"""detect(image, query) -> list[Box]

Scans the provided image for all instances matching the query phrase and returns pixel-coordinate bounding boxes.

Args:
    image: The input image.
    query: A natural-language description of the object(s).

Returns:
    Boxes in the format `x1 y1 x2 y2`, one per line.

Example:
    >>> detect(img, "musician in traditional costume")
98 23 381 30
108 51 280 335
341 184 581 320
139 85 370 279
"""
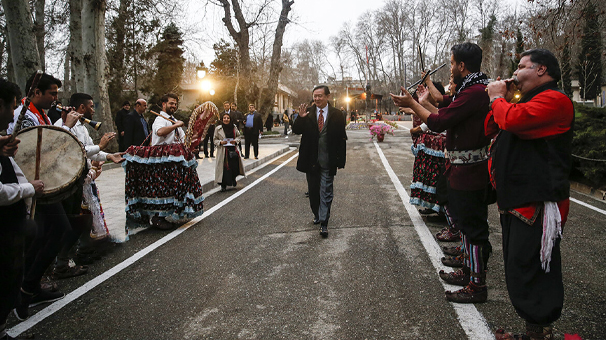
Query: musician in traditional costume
7 72 78 320
123 93 204 231
52 93 124 276
0 78 45 339
488 49 573 340
391 43 492 303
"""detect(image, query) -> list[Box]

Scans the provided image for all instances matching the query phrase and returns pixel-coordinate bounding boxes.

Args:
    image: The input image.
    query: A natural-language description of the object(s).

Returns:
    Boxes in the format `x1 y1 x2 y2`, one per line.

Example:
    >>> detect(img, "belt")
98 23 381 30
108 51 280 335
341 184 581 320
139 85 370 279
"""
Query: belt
445 146 489 165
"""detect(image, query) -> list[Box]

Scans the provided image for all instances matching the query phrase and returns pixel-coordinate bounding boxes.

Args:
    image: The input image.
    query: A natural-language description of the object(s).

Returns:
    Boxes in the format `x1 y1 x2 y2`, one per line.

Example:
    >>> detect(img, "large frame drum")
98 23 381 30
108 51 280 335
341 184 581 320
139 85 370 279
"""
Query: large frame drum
13 125 86 204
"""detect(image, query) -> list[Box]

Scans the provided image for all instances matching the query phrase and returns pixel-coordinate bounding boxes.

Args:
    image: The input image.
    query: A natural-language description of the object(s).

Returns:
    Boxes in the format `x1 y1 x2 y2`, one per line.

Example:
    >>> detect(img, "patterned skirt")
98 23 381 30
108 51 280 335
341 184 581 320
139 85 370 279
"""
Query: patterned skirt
410 132 446 212
123 143 204 220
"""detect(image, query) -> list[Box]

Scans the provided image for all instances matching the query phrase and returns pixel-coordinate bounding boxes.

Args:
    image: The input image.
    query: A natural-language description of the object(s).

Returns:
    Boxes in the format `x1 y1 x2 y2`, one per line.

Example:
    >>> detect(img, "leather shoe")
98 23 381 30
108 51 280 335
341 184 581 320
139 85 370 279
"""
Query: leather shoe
445 282 487 303
441 255 464 267
319 224 328 238
313 218 321 225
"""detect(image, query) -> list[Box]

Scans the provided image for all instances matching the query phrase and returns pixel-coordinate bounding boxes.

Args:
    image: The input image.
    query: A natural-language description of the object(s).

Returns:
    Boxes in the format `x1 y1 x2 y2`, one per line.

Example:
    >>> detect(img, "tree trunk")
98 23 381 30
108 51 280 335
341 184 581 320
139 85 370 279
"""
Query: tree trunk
34 0 46 71
258 0 293 121
63 44 72 101
81 0 117 150
70 0 84 93
1 0 41 94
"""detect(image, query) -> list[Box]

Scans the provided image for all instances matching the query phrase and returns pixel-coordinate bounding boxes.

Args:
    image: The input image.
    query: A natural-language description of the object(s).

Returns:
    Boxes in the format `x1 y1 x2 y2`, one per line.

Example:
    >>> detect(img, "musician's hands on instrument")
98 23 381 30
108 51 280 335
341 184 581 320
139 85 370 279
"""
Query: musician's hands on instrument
390 87 415 108
106 152 125 164
399 107 415 115
486 76 515 102
30 180 45 196
298 103 309 118
65 110 81 128
0 135 19 157
98 132 116 150
410 126 423 137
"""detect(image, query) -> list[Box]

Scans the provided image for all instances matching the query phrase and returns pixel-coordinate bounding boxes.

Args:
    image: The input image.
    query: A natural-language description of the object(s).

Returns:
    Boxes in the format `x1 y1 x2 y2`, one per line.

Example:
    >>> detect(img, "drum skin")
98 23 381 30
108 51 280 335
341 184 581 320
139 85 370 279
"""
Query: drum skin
13 125 86 204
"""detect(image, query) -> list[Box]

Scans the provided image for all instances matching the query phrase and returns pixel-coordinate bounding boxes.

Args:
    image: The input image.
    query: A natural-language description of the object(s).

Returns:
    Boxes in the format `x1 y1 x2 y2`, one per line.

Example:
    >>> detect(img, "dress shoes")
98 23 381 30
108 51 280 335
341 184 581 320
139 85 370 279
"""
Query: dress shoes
319 224 328 238
313 218 321 225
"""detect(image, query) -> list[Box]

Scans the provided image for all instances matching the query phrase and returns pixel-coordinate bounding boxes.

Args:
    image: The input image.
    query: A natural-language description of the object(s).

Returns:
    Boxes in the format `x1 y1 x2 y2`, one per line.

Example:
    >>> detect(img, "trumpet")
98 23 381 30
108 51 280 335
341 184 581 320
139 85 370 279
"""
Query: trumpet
52 104 103 130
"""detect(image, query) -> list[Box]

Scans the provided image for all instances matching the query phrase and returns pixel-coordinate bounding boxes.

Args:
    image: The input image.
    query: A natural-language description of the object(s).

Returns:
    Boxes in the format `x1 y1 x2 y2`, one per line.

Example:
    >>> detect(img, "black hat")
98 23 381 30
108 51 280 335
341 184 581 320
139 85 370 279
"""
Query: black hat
122 101 131 106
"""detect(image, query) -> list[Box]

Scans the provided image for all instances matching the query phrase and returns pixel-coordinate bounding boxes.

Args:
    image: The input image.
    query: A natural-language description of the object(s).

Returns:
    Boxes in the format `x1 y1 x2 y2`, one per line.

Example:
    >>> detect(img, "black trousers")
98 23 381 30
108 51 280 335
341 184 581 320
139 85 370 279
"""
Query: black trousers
447 184 490 244
501 212 563 325
244 129 259 158
23 202 71 293
203 130 215 157
0 219 25 329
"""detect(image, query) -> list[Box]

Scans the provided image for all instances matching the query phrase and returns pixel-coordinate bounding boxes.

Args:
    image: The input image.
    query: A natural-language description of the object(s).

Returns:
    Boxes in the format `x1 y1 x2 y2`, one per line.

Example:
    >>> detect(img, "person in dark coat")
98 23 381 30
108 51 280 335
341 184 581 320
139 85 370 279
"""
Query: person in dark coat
243 103 263 159
115 101 131 151
292 85 347 238
123 99 150 148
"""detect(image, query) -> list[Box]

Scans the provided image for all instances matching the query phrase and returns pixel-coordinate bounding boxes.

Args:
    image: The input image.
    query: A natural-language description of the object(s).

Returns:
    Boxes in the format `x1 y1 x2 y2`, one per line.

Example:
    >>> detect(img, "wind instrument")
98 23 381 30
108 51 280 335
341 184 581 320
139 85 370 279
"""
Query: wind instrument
53 104 103 130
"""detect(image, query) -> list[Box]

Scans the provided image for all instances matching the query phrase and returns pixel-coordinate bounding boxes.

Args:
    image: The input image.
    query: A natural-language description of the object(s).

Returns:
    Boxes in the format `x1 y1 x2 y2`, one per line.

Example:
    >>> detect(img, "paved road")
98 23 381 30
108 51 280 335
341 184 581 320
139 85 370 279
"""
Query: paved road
7 123 605 339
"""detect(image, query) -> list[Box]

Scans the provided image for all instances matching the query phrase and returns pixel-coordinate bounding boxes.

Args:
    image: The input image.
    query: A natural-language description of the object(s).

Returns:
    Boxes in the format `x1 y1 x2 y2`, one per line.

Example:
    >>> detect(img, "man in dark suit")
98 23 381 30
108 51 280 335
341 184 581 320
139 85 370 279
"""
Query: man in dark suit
243 103 263 159
123 99 150 148
230 102 244 152
115 101 131 151
292 85 347 237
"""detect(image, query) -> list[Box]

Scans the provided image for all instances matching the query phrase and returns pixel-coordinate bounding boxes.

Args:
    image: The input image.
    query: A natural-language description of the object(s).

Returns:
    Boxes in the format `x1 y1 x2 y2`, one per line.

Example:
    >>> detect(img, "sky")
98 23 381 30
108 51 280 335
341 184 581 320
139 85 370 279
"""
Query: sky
181 0 389 67
181 0 522 75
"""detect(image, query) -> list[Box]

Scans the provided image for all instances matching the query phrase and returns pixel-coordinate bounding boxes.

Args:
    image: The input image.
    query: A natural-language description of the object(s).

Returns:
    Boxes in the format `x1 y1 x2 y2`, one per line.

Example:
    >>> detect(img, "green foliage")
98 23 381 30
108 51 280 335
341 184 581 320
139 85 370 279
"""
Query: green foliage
209 39 238 106
479 15 496 42
151 23 185 102
576 1 603 100
572 104 606 187
561 37 572 98
509 29 525 76
106 0 164 113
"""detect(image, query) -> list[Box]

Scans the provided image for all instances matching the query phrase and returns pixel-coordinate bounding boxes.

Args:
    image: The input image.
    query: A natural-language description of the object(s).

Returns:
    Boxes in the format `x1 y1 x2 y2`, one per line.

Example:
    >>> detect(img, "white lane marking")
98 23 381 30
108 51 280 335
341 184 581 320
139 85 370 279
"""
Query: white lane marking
8 152 299 337
373 141 493 339
570 197 606 216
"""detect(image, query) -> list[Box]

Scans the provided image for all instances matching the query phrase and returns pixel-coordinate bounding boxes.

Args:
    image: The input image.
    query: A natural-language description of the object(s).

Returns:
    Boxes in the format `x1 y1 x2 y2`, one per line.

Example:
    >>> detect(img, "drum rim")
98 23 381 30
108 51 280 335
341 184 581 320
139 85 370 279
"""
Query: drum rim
15 125 87 197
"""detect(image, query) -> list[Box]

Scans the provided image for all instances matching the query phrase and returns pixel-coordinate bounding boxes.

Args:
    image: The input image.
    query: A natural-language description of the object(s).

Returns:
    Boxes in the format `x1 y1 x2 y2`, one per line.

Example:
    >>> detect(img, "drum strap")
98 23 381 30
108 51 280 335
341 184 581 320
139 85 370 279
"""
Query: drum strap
21 98 51 125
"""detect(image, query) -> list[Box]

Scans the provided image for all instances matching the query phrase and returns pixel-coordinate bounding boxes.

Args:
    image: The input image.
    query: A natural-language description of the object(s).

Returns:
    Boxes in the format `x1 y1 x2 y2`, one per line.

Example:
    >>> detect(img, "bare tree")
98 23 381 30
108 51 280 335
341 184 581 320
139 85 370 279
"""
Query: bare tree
1 0 41 93
81 0 116 149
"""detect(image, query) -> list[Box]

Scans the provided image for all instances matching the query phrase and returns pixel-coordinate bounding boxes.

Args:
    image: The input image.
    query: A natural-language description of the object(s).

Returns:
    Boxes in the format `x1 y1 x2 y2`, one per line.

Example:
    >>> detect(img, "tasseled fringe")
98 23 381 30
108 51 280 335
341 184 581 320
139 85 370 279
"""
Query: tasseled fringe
541 201 562 273
83 181 107 239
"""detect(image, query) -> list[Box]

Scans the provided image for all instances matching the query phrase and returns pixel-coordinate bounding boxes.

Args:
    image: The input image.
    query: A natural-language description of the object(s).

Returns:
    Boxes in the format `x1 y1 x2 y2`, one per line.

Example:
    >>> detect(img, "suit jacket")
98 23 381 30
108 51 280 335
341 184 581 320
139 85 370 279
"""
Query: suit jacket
292 105 347 176
229 110 244 130
123 111 150 148
244 111 263 135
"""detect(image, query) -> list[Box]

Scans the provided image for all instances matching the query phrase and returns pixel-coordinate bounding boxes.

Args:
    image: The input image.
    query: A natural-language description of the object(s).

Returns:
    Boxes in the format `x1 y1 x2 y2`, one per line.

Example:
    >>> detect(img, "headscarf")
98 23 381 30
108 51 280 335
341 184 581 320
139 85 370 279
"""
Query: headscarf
221 113 235 139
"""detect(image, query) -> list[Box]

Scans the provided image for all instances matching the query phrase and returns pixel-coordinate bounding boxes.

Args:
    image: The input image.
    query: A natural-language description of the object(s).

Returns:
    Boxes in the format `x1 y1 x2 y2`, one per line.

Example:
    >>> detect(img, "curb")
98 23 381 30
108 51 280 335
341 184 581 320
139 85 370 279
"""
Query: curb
571 181 606 202
199 146 293 193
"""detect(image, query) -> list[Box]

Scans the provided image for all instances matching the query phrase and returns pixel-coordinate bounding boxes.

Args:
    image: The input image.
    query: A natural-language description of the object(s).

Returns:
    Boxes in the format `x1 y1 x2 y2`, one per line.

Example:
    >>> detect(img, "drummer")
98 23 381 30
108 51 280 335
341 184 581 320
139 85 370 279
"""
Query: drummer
52 93 125 278
0 78 45 339
8 71 81 321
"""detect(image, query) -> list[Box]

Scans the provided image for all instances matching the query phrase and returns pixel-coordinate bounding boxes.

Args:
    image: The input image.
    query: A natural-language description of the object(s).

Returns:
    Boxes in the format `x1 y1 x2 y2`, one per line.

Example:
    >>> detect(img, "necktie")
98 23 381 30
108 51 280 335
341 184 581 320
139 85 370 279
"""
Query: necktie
318 109 324 131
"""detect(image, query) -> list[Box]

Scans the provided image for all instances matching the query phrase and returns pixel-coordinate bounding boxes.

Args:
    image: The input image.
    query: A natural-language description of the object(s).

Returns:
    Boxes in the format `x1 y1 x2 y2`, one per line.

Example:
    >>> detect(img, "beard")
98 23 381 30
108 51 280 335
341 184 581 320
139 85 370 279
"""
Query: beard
452 70 463 87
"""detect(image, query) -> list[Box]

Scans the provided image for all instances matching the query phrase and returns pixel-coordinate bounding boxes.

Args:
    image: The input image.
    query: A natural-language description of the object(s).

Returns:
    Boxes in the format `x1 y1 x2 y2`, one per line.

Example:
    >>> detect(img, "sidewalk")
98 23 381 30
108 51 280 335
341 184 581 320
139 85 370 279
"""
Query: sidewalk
95 143 293 242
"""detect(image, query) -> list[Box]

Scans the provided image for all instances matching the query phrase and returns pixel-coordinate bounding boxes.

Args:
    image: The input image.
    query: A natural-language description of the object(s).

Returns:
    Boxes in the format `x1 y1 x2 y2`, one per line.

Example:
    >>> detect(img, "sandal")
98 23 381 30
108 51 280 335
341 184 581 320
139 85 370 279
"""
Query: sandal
443 245 463 256
436 228 461 242
495 328 529 340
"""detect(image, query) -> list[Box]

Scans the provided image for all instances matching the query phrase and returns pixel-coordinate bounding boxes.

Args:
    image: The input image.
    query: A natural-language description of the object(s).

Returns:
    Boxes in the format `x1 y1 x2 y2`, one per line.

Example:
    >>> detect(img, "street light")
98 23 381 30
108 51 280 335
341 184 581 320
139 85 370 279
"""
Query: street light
209 89 215 96
196 68 206 80
200 80 212 92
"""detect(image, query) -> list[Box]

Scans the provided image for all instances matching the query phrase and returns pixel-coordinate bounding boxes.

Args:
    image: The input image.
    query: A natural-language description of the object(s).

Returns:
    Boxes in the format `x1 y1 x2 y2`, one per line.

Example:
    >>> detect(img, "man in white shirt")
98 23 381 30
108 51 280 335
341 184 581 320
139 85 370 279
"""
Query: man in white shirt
52 93 124 279
0 78 44 336
54 93 124 164
151 93 184 146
